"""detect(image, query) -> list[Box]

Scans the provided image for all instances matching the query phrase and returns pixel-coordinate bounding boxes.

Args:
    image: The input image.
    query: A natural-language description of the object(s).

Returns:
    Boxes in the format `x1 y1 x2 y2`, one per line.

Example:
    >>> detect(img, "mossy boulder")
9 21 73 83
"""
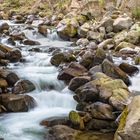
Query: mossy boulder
134 55 140 65
115 95 140 140
57 18 78 40
69 110 84 130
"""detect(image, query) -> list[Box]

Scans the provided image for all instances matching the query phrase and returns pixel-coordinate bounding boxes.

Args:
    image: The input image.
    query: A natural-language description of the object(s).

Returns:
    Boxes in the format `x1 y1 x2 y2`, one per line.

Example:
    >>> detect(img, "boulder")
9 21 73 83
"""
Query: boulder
98 39 115 50
58 62 87 81
40 116 69 127
0 78 8 88
23 39 40 45
78 22 91 38
46 125 77 140
87 31 104 43
119 62 139 76
115 96 140 140
6 49 22 62
79 50 94 69
0 44 12 53
38 24 48 36
0 94 36 112
113 16 133 32
93 48 107 66
68 76 91 91
74 81 99 103
0 22 9 33
115 42 136 51
89 65 102 77
101 59 131 85
50 52 76 66
109 88 130 111
12 80 36 94
97 17 114 33
134 55 140 65
57 18 78 40
126 30 140 45
0 69 19 86
114 30 128 45
76 38 89 47
86 102 115 120
86 118 116 130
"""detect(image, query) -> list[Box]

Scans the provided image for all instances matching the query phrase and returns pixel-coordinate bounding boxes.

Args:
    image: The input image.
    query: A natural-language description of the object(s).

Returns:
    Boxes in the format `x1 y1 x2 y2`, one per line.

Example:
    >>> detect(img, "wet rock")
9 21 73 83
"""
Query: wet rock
50 52 76 66
0 69 19 86
115 41 136 51
0 44 12 53
86 118 116 130
12 80 36 94
0 50 5 59
23 39 41 45
115 96 140 140
40 116 69 127
38 24 48 36
0 22 9 33
119 62 139 76
68 76 91 91
14 15 26 23
98 39 115 50
58 62 87 81
6 49 22 62
113 16 133 32
86 102 115 120
0 94 36 112
0 78 8 88
46 125 77 140
57 18 78 40
101 59 131 85
75 81 99 103
76 102 87 111
10 32 26 41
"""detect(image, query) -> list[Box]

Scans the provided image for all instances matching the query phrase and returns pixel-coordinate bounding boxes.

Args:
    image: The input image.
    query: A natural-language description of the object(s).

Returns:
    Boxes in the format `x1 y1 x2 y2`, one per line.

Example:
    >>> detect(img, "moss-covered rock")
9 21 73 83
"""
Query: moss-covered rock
69 110 84 130
57 18 78 40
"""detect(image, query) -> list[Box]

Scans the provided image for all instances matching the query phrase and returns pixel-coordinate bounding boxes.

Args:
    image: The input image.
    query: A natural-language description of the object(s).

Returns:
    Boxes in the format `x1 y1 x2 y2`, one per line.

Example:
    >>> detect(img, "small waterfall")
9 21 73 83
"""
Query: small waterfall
0 21 77 140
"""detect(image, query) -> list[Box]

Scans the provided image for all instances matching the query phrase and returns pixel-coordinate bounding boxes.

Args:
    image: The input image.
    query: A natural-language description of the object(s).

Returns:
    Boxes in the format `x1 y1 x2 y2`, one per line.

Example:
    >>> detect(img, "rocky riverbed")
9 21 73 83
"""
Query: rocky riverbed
0 4 140 140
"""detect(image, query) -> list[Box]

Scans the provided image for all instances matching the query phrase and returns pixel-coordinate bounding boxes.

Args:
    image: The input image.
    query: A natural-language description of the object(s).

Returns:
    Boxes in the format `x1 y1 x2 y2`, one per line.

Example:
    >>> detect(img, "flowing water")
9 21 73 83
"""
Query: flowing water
0 20 140 140
0 20 77 140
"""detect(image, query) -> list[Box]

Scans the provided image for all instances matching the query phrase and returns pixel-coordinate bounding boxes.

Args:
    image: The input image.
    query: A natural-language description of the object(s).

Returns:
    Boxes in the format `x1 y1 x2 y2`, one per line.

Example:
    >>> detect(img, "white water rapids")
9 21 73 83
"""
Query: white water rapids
0 21 77 140
0 20 140 140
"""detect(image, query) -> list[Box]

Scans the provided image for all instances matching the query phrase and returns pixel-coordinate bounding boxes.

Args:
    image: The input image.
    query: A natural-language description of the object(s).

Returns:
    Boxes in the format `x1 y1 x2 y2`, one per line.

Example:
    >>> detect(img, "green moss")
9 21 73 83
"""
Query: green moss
134 56 140 65
132 7 140 19
114 107 128 140
69 111 84 130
